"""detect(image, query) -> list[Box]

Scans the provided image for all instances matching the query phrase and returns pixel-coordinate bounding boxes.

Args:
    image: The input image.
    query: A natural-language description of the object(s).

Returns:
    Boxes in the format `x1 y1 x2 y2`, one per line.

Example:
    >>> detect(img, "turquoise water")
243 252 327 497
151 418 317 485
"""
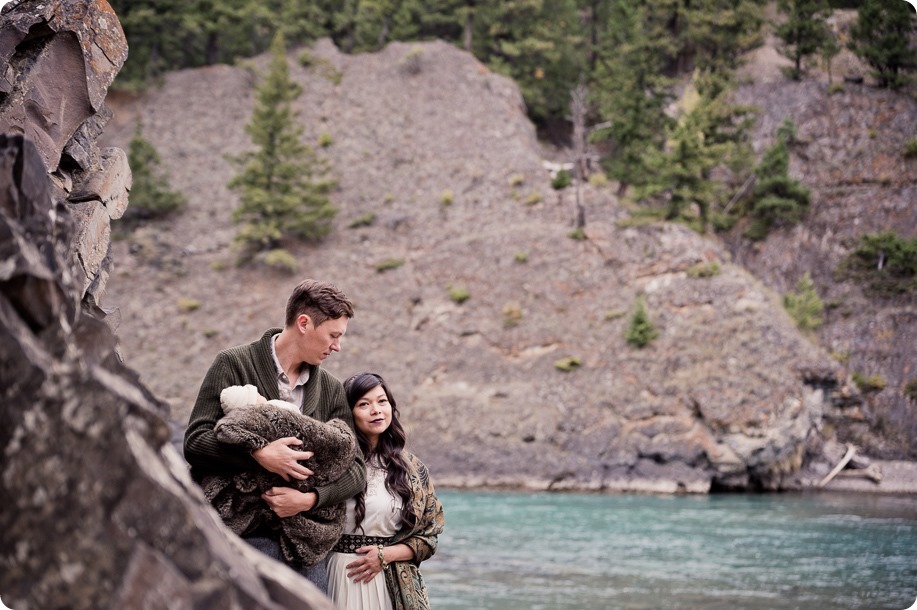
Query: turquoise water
423 490 917 610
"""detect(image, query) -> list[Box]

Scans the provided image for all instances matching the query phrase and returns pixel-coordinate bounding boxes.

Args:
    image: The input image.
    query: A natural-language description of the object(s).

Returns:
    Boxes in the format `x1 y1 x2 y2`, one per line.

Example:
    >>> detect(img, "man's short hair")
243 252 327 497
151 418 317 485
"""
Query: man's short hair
285 279 354 328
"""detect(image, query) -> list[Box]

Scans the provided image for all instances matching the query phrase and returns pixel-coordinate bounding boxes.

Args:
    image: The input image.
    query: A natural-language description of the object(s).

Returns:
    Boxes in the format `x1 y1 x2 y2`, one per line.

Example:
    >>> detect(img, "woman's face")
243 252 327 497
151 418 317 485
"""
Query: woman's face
352 384 392 446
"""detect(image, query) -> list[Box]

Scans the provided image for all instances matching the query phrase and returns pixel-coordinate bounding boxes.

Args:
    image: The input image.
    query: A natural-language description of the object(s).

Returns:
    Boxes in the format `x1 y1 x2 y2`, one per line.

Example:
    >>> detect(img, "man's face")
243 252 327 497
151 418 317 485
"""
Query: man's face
299 315 349 365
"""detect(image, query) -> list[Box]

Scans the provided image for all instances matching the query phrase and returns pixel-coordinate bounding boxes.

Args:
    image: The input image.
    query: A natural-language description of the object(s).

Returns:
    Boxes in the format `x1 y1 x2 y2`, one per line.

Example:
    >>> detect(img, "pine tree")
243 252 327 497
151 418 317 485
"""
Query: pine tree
626 297 659 348
591 0 675 195
111 0 198 86
848 0 917 89
473 0 584 122
125 124 186 221
684 0 766 73
416 0 473 48
636 70 754 228
228 32 336 258
775 0 833 80
352 0 407 50
745 118 809 240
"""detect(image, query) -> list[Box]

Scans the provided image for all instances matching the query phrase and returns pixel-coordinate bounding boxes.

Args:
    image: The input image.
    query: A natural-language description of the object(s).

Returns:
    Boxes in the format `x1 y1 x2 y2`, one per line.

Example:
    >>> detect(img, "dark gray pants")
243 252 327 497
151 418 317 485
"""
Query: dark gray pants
244 535 329 594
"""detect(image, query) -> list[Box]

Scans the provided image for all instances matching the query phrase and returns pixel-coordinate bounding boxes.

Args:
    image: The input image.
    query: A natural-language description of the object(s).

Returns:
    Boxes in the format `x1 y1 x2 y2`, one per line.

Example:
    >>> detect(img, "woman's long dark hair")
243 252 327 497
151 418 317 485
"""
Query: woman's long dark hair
343 372 416 534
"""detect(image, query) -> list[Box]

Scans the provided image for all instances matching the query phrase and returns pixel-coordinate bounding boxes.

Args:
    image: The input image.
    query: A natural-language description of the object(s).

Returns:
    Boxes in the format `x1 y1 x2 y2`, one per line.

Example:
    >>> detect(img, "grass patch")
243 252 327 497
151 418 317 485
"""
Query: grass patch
348 212 376 228
588 172 609 187
376 258 405 273
177 297 201 313
687 262 721 278
260 248 299 273
567 228 587 241
852 372 887 393
502 303 523 328
904 139 917 159
905 378 917 401
448 285 470 304
554 356 582 372
604 309 627 321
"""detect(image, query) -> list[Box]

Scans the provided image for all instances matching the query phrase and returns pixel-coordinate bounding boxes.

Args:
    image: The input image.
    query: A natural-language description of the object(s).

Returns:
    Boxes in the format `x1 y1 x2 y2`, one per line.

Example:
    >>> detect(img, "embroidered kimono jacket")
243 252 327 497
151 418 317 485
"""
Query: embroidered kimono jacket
383 452 445 610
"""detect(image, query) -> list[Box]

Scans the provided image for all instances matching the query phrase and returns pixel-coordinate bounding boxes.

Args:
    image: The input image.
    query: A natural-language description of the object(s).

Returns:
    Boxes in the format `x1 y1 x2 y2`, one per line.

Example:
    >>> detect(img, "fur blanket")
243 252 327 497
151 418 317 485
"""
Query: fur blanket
201 394 356 568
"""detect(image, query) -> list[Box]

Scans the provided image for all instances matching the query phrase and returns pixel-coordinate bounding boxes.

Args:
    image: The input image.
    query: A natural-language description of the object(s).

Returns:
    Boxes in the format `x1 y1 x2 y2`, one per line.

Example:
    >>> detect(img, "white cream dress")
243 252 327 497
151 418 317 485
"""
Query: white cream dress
328 461 403 610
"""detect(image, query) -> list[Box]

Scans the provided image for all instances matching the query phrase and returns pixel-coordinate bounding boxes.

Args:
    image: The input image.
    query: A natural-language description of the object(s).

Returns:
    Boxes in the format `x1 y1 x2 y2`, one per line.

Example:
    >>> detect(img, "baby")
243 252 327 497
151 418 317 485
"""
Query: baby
200 384 356 568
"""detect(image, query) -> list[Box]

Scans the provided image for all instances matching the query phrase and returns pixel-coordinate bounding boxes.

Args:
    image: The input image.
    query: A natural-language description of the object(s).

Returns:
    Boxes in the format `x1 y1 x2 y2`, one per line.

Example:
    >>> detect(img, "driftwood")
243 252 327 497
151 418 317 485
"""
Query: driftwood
835 463 883 483
818 444 856 487
818 444 883 487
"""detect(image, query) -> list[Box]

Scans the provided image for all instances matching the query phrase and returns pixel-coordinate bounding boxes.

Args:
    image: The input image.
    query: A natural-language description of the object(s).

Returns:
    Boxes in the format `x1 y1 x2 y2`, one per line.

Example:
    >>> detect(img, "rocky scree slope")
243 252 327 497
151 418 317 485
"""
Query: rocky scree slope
102 39 879 493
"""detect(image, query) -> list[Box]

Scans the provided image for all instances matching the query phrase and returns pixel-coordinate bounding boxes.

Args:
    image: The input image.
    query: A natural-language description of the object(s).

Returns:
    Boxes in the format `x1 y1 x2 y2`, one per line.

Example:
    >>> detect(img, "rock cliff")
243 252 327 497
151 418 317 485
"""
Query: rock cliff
0 1 333 608
98 39 885 494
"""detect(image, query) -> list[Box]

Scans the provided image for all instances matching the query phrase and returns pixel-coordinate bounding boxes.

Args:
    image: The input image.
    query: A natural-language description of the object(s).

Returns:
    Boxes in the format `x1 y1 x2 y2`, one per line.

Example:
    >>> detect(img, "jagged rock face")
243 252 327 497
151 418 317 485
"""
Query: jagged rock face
0 0 131 306
730 81 917 459
0 2 333 609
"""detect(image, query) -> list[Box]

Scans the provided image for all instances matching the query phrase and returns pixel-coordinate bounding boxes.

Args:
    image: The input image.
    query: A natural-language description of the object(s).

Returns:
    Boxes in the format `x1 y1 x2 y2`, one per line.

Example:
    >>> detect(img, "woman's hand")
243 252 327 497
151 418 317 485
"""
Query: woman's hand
346 546 385 583
261 487 316 518
345 543 415 583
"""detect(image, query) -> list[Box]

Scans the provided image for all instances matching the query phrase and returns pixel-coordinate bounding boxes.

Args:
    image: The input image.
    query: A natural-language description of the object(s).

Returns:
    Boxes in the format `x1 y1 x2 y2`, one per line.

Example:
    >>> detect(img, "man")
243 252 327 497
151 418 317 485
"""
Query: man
184 279 365 592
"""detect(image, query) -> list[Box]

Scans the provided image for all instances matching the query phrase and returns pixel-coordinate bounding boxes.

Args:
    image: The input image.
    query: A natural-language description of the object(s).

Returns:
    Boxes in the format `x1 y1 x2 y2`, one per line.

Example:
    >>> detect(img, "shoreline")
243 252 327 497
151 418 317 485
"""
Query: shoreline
434 458 917 496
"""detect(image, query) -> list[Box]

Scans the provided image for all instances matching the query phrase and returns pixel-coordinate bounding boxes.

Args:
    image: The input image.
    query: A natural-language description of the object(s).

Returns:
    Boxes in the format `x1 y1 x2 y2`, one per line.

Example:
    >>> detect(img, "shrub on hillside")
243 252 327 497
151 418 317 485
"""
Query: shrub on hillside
745 119 810 240
552 169 571 190
783 273 824 332
852 372 887 393
124 124 186 222
626 297 658 348
835 232 917 297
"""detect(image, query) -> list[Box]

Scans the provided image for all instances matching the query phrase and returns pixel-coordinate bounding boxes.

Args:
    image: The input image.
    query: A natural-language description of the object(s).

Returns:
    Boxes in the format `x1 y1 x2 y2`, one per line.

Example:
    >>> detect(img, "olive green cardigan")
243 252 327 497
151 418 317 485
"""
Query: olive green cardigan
184 328 365 510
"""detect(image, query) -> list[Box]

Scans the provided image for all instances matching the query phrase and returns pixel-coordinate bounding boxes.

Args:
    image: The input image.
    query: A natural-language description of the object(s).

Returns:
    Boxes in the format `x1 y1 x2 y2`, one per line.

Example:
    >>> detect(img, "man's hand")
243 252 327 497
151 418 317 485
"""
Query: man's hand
251 437 314 481
262 487 317 518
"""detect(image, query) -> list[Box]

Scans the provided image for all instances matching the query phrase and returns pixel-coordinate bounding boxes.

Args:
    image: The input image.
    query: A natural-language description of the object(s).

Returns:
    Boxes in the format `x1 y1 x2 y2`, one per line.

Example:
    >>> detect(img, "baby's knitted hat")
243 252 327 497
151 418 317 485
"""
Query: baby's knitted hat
220 384 260 413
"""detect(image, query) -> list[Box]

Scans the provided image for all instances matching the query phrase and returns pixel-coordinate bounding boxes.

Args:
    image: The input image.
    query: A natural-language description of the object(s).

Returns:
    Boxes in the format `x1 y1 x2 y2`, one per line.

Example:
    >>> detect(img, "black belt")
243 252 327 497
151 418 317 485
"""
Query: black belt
332 534 394 554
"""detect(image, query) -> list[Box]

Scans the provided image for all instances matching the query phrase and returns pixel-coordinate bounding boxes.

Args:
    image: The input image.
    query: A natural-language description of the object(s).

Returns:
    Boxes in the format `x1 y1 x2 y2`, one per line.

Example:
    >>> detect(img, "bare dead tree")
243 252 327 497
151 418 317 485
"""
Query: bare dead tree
571 81 588 230
464 1 476 52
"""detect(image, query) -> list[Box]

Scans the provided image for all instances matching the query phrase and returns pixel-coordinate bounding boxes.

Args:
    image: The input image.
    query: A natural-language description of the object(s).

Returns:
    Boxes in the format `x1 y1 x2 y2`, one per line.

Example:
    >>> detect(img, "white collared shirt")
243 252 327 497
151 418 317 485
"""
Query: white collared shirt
270 333 309 407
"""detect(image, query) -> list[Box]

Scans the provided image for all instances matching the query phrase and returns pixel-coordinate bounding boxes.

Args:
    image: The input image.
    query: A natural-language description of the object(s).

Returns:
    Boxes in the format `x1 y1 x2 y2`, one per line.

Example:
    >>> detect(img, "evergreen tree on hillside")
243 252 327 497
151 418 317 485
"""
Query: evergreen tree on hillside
684 0 766 73
349 0 422 51
775 0 833 80
745 118 810 240
591 0 675 195
110 0 197 86
473 0 584 122
125 124 187 221
228 33 336 258
650 0 764 74
638 70 754 228
400 0 472 48
275 0 337 45
848 0 917 89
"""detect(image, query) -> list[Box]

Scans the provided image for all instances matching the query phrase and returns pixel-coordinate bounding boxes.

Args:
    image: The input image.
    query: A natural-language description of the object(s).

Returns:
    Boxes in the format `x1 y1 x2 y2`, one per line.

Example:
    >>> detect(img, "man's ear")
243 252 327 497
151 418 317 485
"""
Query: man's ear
297 314 312 333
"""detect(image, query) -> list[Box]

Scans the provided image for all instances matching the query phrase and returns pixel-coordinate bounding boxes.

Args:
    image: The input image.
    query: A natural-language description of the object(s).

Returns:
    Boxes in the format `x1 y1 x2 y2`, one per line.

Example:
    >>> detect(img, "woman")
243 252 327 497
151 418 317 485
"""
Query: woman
328 372 445 610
